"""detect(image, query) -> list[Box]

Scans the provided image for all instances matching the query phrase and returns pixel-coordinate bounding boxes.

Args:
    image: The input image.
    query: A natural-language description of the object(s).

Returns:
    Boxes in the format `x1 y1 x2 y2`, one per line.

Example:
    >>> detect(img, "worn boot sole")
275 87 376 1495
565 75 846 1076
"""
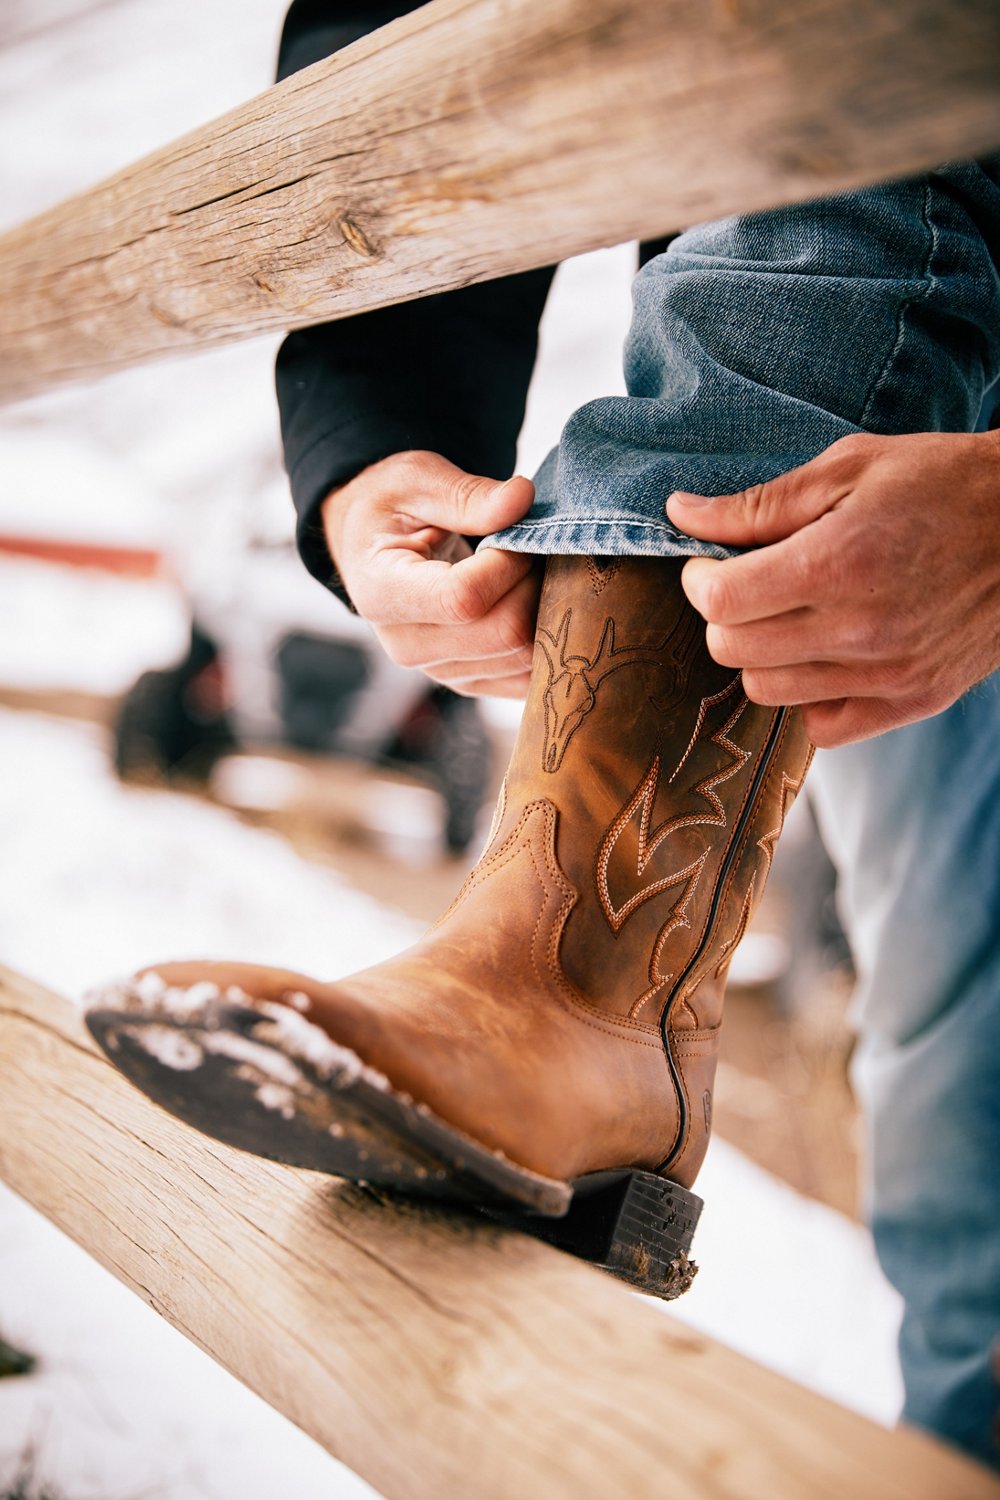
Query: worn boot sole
86 986 701 1300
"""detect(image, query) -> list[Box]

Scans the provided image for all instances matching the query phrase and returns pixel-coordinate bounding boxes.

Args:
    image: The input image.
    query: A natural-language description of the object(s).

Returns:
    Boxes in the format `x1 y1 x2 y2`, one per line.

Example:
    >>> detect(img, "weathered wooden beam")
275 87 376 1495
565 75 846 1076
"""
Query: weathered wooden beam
2 0 999 404
1 967 998 1499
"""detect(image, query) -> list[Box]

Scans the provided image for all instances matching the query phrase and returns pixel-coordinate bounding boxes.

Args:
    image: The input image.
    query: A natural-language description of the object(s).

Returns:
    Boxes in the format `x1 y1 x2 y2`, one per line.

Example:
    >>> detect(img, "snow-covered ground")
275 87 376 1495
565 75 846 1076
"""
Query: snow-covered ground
0 708 903 1499
1 4 903 1496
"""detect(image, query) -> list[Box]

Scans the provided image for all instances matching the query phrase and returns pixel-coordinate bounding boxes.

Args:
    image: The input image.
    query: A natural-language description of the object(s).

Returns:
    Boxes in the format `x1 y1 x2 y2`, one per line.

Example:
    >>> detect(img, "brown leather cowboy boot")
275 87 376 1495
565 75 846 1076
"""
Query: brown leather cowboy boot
87 556 812 1298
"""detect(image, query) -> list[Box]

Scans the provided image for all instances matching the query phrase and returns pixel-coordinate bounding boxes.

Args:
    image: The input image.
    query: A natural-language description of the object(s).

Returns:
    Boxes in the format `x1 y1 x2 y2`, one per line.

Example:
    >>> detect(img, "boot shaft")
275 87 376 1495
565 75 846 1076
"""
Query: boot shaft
480 555 813 1171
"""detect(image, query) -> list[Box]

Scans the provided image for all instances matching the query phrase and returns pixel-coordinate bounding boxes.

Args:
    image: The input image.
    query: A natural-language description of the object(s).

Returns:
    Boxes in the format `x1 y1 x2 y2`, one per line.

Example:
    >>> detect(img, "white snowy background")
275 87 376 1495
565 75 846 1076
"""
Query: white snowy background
0 3 904 1496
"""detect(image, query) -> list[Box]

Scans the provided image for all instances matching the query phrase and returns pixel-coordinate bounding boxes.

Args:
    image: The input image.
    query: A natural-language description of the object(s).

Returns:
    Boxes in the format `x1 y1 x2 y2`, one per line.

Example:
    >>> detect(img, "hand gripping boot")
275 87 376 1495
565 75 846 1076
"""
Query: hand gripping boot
87 557 813 1298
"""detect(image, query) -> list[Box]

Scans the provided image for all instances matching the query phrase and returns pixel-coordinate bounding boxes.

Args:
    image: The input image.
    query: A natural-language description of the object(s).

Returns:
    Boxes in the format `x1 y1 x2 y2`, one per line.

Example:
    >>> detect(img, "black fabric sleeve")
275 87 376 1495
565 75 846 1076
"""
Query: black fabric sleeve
274 0 556 593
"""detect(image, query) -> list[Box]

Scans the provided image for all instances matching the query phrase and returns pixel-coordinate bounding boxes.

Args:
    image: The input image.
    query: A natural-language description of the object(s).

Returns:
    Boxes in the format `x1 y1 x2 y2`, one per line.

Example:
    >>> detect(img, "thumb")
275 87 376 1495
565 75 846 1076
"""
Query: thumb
404 455 535 537
665 455 837 547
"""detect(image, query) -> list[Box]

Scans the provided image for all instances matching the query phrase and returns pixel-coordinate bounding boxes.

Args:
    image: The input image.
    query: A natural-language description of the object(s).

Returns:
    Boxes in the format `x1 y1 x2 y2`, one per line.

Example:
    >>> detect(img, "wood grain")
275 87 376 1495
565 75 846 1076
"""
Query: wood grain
1 0 999 403
1 967 997 1499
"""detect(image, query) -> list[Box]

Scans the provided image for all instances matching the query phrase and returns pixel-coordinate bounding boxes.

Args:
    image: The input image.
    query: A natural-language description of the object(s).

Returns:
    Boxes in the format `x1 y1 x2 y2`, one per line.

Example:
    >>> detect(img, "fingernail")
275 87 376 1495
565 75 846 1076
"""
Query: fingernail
667 490 715 508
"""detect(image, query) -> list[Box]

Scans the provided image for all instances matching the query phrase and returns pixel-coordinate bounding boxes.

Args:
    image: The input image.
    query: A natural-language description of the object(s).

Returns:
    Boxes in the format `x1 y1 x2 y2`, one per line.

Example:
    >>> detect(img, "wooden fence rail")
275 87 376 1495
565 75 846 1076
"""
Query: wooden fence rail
2 967 999 1499
1 0 999 403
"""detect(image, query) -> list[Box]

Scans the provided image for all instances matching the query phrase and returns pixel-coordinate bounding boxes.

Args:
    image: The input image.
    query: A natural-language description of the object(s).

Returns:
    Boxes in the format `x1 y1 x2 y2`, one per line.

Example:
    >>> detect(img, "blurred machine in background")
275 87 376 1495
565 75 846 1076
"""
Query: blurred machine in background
113 512 493 857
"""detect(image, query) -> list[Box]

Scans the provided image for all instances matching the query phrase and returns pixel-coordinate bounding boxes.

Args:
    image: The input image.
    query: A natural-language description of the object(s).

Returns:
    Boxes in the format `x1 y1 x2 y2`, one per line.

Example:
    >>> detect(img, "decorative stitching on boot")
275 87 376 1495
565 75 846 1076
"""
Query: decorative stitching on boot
597 692 752 934
536 608 695 774
537 611 663 774
710 752 814 980
482 775 508 856
454 799 663 1045
660 698 777 996
687 713 807 995
668 675 744 786
598 756 711 931
585 557 622 593
625 854 709 1020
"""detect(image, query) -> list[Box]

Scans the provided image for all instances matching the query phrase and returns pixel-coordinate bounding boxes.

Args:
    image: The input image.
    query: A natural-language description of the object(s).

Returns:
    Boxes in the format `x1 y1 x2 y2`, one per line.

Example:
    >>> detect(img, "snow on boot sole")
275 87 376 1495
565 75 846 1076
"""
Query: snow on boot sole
85 980 701 1299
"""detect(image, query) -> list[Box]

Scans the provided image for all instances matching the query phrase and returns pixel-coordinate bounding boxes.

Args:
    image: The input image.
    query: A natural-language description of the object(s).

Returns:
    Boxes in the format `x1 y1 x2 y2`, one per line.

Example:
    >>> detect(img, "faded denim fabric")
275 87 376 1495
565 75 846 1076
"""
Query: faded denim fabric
484 159 1000 557
486 161 1000 1469
810 680 1000 1470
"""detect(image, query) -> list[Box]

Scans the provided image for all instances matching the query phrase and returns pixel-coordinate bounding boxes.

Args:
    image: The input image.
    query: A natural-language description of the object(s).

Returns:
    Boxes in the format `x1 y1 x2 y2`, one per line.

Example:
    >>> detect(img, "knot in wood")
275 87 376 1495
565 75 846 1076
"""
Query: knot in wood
338 216 380 259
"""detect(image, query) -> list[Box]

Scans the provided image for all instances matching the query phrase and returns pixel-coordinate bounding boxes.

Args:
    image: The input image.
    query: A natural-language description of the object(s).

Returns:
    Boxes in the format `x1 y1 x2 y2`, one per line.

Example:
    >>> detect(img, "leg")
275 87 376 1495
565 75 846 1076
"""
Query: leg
88 168 1000 1318
485 161 1000 559
87 556 811 1297
809 675 1000 1470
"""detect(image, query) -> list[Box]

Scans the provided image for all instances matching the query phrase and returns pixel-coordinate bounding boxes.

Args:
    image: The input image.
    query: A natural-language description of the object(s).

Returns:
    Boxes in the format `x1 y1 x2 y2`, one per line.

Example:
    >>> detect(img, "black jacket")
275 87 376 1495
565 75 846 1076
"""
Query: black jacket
275 0 556 594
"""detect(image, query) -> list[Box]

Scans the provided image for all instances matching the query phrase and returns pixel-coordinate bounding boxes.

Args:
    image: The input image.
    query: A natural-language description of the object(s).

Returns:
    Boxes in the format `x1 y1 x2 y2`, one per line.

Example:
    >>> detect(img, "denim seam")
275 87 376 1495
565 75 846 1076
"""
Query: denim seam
498 517 674 530
858 184 939 431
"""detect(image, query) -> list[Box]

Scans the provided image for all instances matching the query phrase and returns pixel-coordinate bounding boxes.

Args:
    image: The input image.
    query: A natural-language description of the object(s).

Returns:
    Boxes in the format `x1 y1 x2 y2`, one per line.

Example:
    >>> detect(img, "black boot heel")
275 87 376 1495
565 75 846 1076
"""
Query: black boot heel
519 1170 703 1300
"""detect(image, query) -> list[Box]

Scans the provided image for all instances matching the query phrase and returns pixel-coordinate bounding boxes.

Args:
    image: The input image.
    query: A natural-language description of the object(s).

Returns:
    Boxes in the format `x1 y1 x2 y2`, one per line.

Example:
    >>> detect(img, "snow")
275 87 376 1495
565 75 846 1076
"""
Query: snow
0 708 904 1499
0 709 419 999
0 1185 382 1500
0 3 903 1493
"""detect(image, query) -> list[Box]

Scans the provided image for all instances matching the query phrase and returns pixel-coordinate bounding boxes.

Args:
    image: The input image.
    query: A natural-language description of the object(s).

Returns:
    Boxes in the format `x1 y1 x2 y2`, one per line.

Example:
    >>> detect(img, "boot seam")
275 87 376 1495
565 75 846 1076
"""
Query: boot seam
684 709 798 1005
659 710 778 1025
459 798 665 1046
659 707 799 1174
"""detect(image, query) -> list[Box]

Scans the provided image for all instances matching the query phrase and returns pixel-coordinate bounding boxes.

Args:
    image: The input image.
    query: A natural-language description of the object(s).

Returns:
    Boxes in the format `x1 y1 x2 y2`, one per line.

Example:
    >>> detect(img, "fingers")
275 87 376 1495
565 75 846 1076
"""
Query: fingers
373 451 535 538
799 697 923 749
681 537 824 625
358 544 535 628
429 669 533 701
379 555 542 642
389 630 534 680
749 687 947 749
435 546 539 628
742 661 902 707
665 435 866 547
374 565 542 697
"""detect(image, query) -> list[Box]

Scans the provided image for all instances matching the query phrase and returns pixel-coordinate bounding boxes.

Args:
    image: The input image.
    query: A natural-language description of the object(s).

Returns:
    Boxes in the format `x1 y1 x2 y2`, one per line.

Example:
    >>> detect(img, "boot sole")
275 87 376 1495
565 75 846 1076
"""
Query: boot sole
85 987 701 1300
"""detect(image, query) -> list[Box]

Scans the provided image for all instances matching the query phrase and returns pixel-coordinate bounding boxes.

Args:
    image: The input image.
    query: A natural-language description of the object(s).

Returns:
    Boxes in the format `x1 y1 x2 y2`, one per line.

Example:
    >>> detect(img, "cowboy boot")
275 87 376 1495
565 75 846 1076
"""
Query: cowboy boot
86 556 812 1298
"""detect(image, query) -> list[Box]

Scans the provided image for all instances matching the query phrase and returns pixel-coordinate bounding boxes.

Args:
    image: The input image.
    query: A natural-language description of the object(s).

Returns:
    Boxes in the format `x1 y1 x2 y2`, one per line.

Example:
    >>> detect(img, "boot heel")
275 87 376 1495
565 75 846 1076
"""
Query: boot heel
523 1170 703 1300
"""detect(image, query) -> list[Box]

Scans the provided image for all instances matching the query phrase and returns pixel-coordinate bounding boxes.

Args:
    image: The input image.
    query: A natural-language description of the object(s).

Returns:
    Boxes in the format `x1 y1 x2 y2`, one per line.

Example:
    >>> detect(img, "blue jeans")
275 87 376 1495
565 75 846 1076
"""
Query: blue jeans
487 159 1000 1468
811 682 1000 1467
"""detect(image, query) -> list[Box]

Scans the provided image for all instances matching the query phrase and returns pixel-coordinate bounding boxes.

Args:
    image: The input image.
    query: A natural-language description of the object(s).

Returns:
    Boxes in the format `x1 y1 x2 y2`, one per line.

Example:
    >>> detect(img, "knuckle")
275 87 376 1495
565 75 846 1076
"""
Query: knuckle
444 572 487 624
789 546 824 597
495 602 535 657
376 627 423 669
384 449 433 489
741 669 775 705
878 657 917 694
843 611 891 660
908 684 952 721
385 640 420 670
706 623 739 667
737 482 768 520
449 471 485 515
700 571 732 621
827 432 875 466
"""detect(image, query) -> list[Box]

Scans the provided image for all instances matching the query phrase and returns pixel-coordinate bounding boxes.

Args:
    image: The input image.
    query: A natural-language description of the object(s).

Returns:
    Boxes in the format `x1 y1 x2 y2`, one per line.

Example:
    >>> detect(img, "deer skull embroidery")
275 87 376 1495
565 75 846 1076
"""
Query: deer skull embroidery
536 607 699 773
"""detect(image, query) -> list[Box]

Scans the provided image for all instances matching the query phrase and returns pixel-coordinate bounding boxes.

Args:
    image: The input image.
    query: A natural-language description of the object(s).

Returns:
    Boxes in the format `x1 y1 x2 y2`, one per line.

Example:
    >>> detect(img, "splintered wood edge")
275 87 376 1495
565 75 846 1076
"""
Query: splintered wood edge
0 967 997 1500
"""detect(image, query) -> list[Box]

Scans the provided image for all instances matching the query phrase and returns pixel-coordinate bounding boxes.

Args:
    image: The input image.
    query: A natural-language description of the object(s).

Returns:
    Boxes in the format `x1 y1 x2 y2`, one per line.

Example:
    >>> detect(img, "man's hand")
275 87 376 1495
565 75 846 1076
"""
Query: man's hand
665 430 1000 748
322 450 539 698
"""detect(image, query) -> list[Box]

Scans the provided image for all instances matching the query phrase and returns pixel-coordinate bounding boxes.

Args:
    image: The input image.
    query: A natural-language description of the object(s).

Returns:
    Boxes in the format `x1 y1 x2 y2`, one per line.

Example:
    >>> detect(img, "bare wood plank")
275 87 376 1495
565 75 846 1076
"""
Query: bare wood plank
1 967 997 1499
1 0 999 404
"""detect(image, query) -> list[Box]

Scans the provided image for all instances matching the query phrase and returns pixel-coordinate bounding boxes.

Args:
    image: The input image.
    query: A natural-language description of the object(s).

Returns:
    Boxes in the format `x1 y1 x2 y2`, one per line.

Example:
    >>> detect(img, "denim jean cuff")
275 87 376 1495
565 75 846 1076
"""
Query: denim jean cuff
480 515 737 560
